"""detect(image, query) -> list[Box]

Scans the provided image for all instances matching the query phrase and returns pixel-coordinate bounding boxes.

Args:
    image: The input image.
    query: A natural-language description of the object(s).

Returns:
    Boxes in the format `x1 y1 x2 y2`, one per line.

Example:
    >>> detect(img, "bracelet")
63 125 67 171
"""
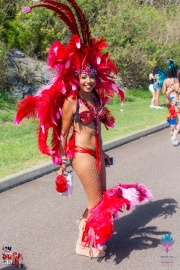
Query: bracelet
61 156 67 160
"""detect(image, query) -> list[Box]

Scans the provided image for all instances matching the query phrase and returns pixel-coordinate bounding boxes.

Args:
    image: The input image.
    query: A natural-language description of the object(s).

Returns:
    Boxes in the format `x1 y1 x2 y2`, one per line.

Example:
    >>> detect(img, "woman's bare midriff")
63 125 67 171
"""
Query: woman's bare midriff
73 121 101 151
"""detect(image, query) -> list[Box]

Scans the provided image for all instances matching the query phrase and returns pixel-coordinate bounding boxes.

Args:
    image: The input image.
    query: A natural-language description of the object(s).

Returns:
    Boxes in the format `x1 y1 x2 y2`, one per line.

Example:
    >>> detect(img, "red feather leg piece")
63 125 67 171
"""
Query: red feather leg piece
14 96 37 124
82 183 153 249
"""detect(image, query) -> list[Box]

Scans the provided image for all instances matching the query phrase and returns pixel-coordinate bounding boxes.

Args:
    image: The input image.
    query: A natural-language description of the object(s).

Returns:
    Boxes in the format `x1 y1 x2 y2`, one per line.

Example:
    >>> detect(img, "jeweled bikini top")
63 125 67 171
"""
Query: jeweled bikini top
75 93 106 134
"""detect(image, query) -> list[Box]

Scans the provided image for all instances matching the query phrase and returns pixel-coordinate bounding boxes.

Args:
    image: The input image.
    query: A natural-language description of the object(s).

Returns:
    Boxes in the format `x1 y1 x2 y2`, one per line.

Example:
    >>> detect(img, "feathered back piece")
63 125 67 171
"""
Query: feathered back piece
167 58 178 77
14 0 124 165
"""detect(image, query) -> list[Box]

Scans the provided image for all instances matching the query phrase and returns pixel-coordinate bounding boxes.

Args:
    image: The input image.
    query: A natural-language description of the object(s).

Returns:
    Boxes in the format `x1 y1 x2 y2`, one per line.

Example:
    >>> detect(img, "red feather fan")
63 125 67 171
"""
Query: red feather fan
16 0 125 164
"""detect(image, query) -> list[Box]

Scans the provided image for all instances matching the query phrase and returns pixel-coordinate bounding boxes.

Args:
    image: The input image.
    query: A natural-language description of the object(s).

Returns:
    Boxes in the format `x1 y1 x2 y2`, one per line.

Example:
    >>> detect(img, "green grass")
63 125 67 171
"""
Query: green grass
0 89 168 179
101 90 167 141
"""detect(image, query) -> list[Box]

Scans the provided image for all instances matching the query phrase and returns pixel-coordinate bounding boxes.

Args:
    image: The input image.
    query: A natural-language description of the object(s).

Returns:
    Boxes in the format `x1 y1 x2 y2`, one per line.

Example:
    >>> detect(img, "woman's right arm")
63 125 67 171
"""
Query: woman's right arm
162 80 167 94
57 97 76 175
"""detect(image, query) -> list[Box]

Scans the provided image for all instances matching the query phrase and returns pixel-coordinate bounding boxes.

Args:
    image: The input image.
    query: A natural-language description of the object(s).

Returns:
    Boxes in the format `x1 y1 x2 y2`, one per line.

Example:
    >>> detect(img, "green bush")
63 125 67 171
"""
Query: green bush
0 42 8 89
1 0 180 88
0 90 17 110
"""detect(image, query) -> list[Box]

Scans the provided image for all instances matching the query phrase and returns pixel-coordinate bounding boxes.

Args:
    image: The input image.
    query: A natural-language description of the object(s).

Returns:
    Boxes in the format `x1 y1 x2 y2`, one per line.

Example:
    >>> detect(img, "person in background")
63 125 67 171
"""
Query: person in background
153 66 163 109
162 59 178 136
149 70 155 108
166 69 180 146
162 59 178 110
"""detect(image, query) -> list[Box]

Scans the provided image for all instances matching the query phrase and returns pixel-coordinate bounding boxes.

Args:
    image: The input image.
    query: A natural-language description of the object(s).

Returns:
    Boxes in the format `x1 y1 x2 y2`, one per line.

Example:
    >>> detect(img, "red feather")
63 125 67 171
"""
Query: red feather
67 0 91 44
14 96 37 124
40 0 79 35
37 125 52 155
30 4 78 35
82 183 153 249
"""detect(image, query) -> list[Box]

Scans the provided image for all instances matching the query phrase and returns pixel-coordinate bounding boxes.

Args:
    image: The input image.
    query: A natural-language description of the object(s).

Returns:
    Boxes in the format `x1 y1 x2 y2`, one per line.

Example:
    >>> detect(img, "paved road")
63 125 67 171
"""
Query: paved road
0 128 180 270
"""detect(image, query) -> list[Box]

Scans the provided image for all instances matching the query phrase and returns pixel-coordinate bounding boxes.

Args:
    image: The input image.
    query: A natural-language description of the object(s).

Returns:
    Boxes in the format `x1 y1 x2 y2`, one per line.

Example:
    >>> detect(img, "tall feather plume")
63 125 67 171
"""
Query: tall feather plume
67 0 91 44
39 0 80 35
29 4 78 35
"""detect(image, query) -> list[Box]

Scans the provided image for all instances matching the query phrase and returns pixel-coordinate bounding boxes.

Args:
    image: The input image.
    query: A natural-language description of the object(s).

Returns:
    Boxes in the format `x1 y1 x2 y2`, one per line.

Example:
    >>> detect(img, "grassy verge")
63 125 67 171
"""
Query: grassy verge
0 89 168 178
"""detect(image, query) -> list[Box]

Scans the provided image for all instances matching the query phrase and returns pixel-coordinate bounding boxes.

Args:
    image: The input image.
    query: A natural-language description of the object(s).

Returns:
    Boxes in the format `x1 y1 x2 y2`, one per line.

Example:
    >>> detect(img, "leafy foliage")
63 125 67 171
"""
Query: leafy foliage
1 0 180 88
0 41 8 88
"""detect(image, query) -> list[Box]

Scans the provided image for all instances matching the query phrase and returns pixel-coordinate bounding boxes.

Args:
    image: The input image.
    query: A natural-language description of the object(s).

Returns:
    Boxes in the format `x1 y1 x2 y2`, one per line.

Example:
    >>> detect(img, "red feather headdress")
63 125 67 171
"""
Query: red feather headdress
14 0 125 164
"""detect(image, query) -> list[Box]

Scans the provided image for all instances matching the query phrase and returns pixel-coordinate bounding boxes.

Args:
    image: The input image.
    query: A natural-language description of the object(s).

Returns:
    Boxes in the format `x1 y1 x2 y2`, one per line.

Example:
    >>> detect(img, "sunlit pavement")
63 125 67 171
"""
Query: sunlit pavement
0 128 179 270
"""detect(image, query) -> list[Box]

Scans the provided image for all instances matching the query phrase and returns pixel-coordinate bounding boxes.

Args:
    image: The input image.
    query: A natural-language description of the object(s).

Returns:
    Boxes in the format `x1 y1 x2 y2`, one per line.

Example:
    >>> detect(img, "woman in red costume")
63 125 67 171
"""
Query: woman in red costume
166 70 180 146
15 0 153 258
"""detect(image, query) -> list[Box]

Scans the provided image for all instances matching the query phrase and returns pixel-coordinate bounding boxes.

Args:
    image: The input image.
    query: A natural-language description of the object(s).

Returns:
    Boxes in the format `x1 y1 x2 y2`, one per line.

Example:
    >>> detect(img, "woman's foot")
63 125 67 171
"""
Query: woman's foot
75 242 106 258
171 135 179 146
77 239 107 251
77 218 107 251
97 244 107 251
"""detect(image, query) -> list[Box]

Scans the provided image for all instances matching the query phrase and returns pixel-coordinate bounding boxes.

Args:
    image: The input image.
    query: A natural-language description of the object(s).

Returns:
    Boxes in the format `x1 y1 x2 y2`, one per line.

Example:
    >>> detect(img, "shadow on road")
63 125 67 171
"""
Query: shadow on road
1 266 27 270
102 198 178 264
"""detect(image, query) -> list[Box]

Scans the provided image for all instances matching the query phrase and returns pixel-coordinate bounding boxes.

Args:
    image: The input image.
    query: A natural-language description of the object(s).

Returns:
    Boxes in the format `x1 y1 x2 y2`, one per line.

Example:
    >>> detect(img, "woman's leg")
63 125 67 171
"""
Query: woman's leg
152 91 155 106
154 89 160 107
173 113 180 137
149 85 155 107
171 112 180 145
72 152 103 214
72 152 106 257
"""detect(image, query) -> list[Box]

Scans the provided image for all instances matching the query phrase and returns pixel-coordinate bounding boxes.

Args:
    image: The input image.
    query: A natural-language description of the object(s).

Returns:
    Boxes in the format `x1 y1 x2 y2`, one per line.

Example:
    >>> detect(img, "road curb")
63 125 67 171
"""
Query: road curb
0 122 169 192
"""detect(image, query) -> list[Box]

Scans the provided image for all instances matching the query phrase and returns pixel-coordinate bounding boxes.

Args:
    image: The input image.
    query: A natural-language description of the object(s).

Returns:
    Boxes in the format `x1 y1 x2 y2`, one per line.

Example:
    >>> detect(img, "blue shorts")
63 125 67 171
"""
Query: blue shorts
153 82 160 90
170 95 175 101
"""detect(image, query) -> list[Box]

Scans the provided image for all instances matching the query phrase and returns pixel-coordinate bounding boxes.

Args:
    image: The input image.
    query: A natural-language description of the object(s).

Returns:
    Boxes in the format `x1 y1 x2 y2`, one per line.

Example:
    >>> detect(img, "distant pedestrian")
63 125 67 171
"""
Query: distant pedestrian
153 66 164 109
149 70 155 108
162 59 178 110
166 69 180 146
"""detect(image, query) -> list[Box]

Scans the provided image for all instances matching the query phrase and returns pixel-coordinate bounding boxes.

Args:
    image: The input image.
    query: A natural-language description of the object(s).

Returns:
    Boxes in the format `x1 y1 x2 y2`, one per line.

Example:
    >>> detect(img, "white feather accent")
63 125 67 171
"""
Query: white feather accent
59 107 62 116
112 84 118 93
121 188 139 210
76 42 81 49
65 60 70 69
41 125 45 134
97 57 101 64
72 84 77 91
54 46 58 56
56 111 60 119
